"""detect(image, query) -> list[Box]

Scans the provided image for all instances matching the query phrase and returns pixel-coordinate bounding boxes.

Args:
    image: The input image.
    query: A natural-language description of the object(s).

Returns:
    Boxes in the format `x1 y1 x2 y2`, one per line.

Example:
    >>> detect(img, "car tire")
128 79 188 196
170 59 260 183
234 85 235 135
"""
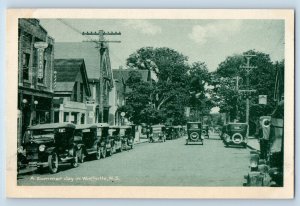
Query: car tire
71 151 79 168
96 146 101 160
101 147 107 158
48 153 59 174
77 148 85 163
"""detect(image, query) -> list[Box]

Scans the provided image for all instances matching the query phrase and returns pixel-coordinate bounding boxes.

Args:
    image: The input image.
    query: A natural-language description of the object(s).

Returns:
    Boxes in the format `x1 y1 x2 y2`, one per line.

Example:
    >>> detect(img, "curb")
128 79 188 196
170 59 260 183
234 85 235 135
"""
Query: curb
246 144 259 151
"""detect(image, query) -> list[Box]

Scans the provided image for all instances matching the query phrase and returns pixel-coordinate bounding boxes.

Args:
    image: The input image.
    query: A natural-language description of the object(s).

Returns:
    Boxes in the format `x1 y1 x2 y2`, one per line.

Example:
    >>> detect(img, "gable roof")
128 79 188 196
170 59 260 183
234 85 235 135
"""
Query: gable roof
54 58 91 96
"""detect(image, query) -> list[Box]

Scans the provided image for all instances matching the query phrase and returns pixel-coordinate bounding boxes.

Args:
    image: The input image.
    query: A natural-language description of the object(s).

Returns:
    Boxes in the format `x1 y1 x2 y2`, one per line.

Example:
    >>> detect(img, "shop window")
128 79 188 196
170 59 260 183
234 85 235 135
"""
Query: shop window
22 53 30 81
64 112 69 122
81 113 85 124
71 112 78 124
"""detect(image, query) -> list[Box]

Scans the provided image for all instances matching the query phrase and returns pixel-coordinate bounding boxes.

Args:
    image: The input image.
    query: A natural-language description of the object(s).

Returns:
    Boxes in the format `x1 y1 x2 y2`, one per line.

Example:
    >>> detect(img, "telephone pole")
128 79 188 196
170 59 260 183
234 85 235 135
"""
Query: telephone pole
82 30 121 122
240 54 257 137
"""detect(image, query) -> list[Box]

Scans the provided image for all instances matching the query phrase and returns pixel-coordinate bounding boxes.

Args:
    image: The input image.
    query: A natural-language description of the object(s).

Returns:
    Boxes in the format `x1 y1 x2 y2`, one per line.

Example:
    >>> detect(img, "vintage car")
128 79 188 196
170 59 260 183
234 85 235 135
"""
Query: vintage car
186 122 204 145
173 125 184 139
150 125 166 143
95 123 112 157
221 123 248 147
109 126 124 153
74 124 102 163
22 123 79 174
120 125 135 150
202 124 209 139
165 126 174 140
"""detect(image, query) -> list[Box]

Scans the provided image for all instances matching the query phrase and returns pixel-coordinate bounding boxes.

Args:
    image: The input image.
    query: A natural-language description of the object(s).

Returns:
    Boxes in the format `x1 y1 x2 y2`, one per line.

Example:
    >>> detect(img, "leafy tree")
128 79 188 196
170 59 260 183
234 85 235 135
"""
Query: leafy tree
212 50 282 134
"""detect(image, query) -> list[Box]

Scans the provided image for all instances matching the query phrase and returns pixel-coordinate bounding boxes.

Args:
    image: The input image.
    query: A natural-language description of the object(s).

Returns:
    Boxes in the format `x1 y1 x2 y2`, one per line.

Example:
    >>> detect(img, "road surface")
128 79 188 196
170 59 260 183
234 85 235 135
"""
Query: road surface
18 134 250 186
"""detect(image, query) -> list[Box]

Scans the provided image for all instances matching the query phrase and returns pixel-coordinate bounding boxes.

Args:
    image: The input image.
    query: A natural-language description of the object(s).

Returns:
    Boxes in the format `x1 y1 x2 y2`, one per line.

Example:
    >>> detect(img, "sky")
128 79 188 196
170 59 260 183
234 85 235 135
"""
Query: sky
39 19 285 72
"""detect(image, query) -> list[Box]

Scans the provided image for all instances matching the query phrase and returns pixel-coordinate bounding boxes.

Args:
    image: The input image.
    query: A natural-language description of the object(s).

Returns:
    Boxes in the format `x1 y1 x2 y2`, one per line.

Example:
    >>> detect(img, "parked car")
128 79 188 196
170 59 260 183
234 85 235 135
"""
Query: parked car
186 122 204 145
165 126 174 140
221 123 248 148
22 123 79 174
109 126 124 153
150 125 166 142
120 125 135 150
74 124 102 163
173 125 183 139
95 123 112 157
202 124 209 139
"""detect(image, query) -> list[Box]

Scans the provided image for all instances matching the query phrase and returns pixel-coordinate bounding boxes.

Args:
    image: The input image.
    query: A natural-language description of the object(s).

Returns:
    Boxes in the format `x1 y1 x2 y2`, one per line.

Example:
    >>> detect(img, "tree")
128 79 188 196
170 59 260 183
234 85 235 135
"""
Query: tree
212 50 282 134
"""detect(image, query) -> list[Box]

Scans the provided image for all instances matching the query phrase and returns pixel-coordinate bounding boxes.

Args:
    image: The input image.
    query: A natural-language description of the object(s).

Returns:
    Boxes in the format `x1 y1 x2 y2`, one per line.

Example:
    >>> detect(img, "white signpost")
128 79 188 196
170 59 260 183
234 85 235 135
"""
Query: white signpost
34 42 48 80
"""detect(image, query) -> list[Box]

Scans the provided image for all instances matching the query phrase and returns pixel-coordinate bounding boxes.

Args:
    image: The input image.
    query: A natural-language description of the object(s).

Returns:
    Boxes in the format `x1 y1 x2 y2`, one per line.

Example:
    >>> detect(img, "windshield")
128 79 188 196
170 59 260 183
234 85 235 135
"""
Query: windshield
32 129 55 139
189 124 199 129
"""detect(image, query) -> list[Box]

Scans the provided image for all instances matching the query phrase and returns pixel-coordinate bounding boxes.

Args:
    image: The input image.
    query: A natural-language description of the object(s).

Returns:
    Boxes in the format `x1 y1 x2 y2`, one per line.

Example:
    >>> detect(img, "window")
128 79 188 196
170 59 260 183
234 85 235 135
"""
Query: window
80 83 84 102
54 111 59 123
22 53 30 81
81 113 85 124
64 112 69 122
73 82 78 101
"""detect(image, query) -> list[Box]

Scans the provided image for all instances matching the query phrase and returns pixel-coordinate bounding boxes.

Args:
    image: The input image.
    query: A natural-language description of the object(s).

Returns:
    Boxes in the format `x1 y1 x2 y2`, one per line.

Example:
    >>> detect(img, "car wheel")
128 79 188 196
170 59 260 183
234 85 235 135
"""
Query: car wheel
101 147 106 158
48 153 58 174
71 151 79 168
95 146 101 160
77 148 85 163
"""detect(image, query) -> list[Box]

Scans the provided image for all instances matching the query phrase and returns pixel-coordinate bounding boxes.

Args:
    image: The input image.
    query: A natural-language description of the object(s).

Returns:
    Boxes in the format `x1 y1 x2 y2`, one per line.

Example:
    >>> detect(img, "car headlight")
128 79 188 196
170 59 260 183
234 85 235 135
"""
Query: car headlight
39 144 46 152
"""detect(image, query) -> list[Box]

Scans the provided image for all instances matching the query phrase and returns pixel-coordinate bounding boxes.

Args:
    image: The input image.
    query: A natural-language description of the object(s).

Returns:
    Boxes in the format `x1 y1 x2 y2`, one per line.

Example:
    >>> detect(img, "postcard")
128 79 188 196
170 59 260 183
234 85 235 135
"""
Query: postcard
6 9 294 198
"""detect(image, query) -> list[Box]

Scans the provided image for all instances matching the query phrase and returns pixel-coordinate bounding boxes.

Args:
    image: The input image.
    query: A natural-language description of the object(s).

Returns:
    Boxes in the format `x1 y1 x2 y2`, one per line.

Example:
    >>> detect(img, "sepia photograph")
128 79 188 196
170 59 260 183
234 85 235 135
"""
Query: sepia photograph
6 9 294 198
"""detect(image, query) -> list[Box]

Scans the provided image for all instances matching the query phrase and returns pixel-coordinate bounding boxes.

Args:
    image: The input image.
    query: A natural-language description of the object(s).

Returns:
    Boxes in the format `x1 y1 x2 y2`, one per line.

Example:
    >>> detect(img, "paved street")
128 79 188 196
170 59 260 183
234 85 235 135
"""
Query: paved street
18 134 250 186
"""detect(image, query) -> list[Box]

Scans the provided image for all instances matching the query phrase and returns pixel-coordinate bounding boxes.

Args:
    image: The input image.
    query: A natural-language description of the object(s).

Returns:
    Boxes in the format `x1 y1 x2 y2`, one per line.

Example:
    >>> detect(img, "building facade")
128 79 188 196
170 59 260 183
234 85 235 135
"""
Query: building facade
17 19 55 145
54 42 114 124
53 59 91 124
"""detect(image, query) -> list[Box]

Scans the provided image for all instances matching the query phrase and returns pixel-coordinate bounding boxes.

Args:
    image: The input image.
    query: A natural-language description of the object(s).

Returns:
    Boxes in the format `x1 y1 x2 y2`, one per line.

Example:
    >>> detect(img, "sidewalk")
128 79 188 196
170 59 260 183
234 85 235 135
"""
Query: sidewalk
247 136 260 151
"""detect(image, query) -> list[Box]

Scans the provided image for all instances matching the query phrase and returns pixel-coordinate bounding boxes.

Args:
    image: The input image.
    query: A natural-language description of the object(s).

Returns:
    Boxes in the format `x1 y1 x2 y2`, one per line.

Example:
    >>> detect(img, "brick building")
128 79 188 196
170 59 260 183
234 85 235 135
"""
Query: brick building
17 19 55 145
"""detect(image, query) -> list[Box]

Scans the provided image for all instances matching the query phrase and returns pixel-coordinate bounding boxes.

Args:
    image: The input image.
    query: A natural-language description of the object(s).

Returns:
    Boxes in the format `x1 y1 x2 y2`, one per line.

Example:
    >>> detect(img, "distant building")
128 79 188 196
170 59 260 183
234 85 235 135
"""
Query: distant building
111 69 151 125
53 59 91 124
54 42 114 124
17 18 55 145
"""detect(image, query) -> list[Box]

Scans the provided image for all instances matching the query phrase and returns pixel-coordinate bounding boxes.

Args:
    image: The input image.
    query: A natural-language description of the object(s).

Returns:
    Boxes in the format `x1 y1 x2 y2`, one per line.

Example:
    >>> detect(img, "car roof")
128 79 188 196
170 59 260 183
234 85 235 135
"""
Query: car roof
75 124 97 130
28 123 76 130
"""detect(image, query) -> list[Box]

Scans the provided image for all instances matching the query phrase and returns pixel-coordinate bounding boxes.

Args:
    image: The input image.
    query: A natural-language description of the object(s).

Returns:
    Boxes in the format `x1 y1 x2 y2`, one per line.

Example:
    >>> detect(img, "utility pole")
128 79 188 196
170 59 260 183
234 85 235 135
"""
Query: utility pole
240 54 257 137
233 76 242 121
82 30 121 122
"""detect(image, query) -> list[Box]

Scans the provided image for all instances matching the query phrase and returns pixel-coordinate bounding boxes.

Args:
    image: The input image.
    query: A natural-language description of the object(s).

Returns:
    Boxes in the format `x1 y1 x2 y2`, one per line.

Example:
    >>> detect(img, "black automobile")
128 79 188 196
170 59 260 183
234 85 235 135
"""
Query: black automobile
186 122 204 145
74 124 102 163
95 123 112 157
221 123 248 147
150 125 166 143
202 124 209 139
165 126 174 140
109 126 124 153
120 125 135 150
22 123 79 174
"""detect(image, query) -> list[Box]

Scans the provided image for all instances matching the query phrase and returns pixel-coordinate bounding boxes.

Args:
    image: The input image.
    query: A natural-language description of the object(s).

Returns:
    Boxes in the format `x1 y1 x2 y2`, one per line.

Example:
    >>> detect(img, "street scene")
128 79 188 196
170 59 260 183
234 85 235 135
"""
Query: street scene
17 18 284 187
